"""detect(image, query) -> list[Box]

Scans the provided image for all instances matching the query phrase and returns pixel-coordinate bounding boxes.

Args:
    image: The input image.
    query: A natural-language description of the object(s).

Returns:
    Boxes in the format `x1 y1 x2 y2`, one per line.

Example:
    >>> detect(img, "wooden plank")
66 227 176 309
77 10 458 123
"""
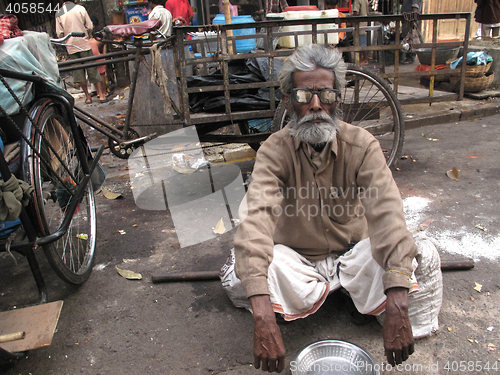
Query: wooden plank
0 301 63 353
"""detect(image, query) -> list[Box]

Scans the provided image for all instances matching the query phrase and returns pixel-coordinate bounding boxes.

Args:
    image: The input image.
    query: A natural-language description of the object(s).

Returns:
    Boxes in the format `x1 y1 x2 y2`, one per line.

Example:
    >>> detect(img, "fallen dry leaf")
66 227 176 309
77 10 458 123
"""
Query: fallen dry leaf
447 327 452 332
102 187 123 199
474 282 482 293
446 167 459 181
417 218 435 232
213 218 226 234
162 229 176 233
115 266 142 280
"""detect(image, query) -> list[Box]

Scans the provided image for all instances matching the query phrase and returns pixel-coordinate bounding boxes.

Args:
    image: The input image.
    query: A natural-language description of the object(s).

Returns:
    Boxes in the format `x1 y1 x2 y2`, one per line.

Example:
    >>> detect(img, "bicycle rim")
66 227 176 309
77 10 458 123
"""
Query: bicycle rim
342 64 404 168
22 99 96 284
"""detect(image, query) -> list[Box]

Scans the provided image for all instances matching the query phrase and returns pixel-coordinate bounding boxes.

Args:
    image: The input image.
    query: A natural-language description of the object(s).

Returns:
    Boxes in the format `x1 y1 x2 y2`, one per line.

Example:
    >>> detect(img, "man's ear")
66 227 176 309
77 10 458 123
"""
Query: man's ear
282 94 293 112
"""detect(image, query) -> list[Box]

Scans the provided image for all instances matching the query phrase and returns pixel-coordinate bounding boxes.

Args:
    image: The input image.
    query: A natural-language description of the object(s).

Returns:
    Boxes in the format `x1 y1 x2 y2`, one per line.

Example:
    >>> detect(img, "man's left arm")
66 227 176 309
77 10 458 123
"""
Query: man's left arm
355 137 418 364
383 287 414 365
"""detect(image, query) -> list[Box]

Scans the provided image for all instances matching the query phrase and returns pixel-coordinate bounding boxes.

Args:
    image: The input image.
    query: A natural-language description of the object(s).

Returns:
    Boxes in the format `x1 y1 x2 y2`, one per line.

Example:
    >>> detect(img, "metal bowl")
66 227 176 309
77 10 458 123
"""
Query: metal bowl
292 340 380 375
415 47 460 65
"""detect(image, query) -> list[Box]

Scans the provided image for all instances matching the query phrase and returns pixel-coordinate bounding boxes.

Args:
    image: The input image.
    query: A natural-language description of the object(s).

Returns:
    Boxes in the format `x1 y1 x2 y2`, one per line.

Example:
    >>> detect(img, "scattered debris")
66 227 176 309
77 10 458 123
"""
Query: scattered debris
417 218 435 232
446 167 459 181
162 229 176 233
427 138 439 141
474 282 482 293
475 224 488 232
116 266 142 280
118 230 126 235
102 187 123 199
487 327 495 332
213 218 226 234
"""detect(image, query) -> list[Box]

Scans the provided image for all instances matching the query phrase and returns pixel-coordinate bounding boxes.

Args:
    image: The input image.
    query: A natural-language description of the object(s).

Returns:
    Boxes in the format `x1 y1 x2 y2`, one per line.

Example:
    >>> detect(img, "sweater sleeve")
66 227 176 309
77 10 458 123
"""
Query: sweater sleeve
233 135 289 298
355 136 417 292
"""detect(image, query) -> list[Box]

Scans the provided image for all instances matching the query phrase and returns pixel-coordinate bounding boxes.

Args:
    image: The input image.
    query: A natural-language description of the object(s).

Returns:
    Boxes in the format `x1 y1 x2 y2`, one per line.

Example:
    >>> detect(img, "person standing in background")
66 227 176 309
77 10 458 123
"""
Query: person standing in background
164 0 193 26
475 0 500 38
352 0 370 64
266 0 289 14
56 0 104 104
149 0 173 37
89 15 109 103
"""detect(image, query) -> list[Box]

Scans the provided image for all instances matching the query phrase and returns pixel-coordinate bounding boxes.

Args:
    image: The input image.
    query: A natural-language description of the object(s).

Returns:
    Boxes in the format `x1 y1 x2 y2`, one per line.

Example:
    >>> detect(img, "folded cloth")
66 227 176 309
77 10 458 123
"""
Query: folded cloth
0 15 24 41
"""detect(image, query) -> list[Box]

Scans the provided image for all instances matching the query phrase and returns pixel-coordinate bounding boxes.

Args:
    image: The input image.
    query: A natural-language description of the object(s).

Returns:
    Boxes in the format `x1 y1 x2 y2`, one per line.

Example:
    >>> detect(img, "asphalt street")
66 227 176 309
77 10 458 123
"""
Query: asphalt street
0 107 499 375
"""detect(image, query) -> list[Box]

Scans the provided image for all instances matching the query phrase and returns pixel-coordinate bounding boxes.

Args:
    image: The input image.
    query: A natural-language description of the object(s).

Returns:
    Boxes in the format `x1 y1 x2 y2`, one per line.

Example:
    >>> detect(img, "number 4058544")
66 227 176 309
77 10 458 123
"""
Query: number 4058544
6 3 61 14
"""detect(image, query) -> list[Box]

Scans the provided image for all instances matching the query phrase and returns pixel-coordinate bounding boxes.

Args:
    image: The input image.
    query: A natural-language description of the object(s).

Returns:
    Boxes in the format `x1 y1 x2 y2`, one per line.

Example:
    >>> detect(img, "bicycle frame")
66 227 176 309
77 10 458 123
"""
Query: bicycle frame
0 68 104 303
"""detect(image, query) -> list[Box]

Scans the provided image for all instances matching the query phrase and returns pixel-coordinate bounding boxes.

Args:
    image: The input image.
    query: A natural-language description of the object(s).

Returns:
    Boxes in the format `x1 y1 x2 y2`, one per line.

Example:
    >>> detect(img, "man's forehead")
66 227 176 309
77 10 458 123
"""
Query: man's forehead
292 68 336 88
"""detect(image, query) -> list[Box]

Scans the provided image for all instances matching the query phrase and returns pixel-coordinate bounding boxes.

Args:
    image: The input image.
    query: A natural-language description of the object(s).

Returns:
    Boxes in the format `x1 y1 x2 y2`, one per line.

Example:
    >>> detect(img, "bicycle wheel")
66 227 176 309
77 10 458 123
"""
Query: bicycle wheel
21 99 96 284
271 64 404 168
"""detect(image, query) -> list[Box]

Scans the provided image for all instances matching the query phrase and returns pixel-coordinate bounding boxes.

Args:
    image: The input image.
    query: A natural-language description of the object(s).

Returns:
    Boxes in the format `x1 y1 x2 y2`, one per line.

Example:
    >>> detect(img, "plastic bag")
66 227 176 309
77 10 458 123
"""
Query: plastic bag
220 248 252 310
377 232 443 339
450 51 493 69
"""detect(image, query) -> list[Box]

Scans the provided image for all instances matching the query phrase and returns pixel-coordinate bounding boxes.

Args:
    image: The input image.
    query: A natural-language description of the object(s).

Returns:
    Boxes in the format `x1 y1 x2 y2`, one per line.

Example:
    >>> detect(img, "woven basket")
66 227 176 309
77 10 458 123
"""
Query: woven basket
446 59 492 78
449 72 495 93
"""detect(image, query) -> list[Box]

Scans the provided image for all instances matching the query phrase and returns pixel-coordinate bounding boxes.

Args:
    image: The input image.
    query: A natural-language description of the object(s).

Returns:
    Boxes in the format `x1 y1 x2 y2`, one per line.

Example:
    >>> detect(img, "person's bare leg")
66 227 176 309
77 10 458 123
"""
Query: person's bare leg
78 81 92 103
97 80 106 101
481 24 491 38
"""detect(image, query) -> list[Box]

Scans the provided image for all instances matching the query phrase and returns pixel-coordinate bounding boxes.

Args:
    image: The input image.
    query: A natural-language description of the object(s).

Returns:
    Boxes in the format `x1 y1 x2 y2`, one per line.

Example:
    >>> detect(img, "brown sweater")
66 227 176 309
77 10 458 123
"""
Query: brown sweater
234 121 417 298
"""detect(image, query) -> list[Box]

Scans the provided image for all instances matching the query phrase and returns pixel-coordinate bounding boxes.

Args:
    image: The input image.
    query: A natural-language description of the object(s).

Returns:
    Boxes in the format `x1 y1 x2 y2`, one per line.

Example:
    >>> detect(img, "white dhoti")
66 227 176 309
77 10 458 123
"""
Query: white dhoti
220 234 443 339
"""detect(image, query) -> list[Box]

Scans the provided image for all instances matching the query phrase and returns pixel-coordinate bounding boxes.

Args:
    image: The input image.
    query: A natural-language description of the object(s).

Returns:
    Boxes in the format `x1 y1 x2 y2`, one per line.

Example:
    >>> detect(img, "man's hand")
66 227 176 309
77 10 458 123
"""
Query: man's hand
383 287 414 366
249 295 286 373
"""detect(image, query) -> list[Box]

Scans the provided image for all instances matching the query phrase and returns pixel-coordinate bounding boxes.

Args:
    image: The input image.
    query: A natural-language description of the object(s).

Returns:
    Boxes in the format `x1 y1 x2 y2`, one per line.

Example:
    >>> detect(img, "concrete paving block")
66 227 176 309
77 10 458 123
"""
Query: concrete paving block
223 146 256 162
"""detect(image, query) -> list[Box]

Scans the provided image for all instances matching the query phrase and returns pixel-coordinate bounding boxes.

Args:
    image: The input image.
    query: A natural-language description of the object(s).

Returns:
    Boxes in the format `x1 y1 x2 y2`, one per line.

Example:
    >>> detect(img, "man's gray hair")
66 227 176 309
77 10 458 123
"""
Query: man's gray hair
278 44 347 96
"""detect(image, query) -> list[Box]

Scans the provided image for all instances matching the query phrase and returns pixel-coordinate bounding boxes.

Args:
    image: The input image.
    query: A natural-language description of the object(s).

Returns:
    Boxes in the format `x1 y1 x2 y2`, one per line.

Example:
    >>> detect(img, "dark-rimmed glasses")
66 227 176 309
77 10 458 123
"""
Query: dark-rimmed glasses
292 88 340 105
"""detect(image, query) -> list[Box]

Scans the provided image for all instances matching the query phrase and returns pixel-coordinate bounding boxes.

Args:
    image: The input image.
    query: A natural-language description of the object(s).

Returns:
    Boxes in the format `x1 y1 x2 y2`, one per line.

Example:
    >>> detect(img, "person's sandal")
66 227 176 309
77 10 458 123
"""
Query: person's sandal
344 296 375 326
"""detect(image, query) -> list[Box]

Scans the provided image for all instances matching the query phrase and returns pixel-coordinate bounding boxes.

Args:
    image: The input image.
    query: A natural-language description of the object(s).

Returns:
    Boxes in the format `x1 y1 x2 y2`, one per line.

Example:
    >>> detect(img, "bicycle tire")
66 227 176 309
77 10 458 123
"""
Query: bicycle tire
21 99 96 284
271 64 405 168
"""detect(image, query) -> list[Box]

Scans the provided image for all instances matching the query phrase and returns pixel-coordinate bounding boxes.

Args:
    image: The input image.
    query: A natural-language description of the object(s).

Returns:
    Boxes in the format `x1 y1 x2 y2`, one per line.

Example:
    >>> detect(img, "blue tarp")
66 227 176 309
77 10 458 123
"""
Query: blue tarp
450 51 493 69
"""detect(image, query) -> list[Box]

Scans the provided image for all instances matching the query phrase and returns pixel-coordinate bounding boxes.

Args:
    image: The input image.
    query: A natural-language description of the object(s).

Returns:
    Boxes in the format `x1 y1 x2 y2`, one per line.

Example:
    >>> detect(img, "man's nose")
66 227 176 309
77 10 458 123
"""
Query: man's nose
309 93 322 111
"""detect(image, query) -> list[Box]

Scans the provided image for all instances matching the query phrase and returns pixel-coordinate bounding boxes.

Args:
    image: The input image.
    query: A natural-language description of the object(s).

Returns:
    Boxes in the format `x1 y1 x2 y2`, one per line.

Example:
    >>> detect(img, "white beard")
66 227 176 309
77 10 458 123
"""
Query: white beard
288 112 340 145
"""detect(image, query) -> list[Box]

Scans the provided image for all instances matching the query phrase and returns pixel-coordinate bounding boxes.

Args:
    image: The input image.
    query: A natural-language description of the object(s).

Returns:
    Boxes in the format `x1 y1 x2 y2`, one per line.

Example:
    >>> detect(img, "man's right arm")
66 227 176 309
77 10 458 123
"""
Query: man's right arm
250 295 286 373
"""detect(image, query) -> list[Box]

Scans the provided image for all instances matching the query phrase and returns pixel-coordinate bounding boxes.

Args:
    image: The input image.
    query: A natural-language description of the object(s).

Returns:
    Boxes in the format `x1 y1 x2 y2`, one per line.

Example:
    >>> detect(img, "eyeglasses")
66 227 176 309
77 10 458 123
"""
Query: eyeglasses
292 88 340 105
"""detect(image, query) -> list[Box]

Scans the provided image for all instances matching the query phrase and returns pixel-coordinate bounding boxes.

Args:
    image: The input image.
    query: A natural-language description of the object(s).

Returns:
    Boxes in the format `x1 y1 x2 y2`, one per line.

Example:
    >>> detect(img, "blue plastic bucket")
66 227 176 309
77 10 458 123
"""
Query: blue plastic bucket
213 14 256 53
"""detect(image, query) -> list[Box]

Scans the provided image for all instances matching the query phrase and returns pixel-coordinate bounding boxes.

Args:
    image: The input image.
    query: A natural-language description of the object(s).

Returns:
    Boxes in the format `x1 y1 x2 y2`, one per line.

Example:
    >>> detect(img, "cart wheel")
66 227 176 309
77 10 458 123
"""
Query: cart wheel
108 127 140 159
21 99 96 285
271 64 404 168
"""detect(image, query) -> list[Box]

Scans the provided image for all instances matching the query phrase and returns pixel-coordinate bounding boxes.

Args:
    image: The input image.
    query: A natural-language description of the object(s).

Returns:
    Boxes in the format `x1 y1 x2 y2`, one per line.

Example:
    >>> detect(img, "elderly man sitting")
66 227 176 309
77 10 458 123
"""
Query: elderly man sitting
220 44 442 373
